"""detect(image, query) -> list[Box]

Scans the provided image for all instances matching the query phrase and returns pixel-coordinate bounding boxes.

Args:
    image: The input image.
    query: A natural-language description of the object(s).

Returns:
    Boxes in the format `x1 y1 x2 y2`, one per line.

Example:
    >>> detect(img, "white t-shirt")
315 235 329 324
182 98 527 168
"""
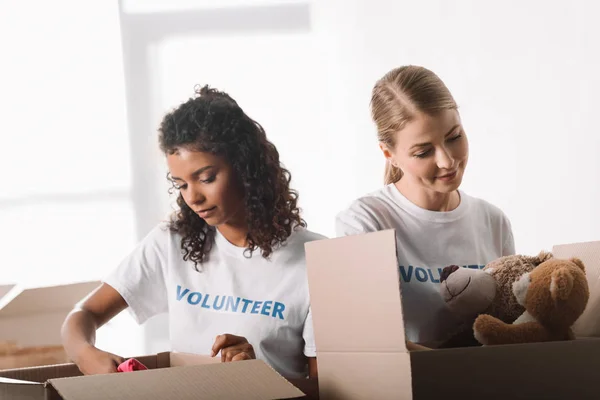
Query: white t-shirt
104 222 325 379
335 184 515 347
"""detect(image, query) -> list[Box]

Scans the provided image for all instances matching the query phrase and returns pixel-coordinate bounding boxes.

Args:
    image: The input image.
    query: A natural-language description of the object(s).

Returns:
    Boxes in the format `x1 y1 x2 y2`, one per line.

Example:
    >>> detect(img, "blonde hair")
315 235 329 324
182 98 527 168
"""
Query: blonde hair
370 65 458 185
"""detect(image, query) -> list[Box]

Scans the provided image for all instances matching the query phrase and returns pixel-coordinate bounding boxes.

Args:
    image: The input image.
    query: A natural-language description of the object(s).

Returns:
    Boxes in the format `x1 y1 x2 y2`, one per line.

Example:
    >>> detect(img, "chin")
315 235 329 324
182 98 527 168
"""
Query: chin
200 216 223 227
432 181 461 193
434 173 464 192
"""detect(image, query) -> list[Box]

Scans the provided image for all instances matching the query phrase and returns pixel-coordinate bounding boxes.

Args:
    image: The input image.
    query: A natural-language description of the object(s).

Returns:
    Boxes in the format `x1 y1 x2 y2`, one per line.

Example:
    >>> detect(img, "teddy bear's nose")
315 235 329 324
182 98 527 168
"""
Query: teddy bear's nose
440 265 460 282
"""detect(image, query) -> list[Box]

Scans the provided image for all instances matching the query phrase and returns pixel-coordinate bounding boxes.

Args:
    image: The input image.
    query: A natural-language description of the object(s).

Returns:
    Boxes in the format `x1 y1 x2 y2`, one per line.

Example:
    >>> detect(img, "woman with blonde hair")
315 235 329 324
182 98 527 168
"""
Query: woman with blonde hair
336 65 515 348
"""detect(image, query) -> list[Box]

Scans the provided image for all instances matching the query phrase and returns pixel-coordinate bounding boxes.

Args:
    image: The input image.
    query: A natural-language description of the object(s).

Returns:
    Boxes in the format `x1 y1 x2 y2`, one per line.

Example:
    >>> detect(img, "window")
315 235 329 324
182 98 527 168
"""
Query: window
0 0 142 356
0 0 135 286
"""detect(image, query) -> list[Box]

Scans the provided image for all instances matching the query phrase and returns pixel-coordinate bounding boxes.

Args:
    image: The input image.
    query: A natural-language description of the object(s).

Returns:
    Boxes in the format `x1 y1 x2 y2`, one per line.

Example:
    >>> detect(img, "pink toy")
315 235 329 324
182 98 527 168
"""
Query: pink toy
117 358 148 372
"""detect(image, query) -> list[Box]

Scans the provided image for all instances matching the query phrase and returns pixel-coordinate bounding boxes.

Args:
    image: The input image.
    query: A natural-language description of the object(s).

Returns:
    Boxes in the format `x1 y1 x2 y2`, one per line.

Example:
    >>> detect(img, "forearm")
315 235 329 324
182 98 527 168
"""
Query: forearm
61 308 99 363
307 357 318 378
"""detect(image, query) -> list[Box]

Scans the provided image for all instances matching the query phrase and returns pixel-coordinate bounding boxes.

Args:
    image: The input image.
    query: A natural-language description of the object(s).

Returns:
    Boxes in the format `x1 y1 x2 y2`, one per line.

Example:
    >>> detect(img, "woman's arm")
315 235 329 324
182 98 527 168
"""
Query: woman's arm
61 283 128 374
307 357 318 378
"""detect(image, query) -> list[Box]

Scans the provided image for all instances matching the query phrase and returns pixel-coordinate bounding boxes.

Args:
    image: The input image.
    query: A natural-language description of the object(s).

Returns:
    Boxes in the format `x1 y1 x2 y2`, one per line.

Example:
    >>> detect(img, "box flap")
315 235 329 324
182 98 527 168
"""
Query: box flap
0 281 101 317
305 230 413 399
316 352 412 399
125 354 160 370
48 360 305 400
0 376 46 400
0 365 51 400
553 240 600 337
0 281 101 346
169 351 221 367
305 230 407 352
0 284 15 302
0 345 69 370
0 376 40 384
0 361 82 382
128 352 220 369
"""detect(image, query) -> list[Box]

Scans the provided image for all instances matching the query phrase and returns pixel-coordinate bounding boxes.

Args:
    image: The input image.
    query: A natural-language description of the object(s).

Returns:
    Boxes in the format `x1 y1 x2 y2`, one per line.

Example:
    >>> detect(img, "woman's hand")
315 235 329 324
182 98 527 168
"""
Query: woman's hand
211 334 256 362
61 283 129 375
75 345 125 375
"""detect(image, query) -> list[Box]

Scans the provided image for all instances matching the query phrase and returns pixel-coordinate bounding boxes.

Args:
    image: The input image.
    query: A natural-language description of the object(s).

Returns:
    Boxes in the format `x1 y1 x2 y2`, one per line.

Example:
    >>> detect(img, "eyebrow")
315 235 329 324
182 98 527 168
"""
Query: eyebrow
170 165 215 181
409 124 461 150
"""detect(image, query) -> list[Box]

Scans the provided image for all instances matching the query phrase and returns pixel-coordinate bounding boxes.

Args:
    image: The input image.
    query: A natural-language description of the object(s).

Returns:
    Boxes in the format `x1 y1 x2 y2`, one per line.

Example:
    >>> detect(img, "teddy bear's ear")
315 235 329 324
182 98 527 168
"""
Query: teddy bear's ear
536 251 553 264
551 268 575 302
570 257 586 272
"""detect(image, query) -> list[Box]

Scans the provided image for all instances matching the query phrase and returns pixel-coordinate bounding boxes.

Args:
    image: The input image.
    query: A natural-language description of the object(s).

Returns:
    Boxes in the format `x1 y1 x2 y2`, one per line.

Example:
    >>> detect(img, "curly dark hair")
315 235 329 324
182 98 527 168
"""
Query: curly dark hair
158 85 306 270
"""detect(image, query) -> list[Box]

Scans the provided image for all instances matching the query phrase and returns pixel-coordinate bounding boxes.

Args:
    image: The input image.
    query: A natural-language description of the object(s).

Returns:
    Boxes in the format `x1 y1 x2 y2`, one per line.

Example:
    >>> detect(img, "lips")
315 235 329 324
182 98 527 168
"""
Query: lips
196 207 216 218
437 170 457 180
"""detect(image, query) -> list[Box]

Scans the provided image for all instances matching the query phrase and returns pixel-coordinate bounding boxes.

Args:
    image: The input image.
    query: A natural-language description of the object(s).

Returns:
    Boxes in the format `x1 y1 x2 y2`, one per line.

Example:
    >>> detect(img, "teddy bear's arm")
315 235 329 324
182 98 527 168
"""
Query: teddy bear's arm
473 314 550 345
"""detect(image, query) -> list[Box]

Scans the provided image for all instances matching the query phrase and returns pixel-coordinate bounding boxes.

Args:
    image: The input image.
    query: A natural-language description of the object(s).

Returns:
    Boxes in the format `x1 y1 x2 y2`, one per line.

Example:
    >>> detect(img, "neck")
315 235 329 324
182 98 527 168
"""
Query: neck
395 179 460 212
216 208 248 247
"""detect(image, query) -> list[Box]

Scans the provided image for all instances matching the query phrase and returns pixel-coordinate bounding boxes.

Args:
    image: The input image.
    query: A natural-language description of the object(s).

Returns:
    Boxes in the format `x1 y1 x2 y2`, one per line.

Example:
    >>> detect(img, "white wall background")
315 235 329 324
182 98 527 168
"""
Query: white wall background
0 0 142 356
1 0 599 355
310 0 600 255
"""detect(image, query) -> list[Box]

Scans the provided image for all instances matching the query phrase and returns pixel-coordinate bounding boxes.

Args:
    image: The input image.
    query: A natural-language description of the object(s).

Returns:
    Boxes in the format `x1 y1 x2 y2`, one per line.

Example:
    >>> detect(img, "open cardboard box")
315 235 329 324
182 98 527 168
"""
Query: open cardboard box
0 281 101 370
0 352 307 400
305 230 600 400
0 282 311 399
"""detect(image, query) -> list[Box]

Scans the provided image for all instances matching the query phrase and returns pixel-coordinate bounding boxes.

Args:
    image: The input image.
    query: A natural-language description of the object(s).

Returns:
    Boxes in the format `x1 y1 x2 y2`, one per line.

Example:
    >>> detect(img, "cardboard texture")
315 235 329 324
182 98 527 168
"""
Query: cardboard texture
0 376 47 400
0 344 68 370
0 281 101 346
305 230 600 400
305 230 412 399
553 240 600 337
0 285 14 303
0 352 306 400
0 281 101 369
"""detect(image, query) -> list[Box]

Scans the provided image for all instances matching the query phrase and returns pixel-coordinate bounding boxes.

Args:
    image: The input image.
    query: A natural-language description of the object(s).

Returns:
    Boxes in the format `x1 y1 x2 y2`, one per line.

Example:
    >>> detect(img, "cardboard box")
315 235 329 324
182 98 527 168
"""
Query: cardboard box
0 352 307 399
305 230 600 400
0 281 101 369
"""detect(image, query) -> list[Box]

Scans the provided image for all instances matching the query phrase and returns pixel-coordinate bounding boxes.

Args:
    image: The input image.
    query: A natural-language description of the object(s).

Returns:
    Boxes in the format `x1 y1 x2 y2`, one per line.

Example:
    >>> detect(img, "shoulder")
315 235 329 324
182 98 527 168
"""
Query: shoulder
335 186 397 235
143 220 175 241
463 192 512 228
464 193 515 256
277 227 327 255
136 220 186 253
268 227 327 263
345 186 395 214
286 227 328 247
106 221 176 281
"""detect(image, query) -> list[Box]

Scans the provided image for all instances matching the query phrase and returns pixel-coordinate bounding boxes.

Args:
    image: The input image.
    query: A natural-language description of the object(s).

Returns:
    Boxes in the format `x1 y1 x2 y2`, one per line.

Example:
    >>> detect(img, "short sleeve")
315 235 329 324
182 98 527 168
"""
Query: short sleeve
335 202 380 238
103 224 170 325
302 306 316 357
502 214 516 256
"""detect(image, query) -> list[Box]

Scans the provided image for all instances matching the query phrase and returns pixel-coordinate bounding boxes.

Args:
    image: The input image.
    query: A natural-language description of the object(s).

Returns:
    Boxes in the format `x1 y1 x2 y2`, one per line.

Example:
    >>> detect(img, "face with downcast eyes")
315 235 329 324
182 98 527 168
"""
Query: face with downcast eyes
381 109 469 194
167 148 245 227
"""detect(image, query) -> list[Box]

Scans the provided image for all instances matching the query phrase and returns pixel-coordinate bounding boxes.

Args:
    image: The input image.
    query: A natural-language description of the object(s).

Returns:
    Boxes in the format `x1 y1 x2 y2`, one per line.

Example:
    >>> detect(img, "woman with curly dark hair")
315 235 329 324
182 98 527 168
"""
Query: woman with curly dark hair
61 86 324 379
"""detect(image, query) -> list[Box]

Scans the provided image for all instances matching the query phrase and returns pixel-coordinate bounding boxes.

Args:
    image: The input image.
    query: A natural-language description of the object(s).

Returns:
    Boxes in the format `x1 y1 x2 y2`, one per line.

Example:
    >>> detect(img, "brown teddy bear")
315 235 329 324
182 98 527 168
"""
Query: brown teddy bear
473 257 589 345
437 251 553 348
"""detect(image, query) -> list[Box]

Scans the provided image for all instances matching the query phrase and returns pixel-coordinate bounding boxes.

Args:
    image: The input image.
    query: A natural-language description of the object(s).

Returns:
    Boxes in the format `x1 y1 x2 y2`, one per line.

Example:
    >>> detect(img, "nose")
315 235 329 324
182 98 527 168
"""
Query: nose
185 186 206 207
436 147 455 170
440 265 460 282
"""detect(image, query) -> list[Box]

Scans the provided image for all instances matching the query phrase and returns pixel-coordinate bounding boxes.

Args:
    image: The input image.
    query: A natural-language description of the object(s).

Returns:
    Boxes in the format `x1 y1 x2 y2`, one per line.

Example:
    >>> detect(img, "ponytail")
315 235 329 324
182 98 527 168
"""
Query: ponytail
384 161 403 185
